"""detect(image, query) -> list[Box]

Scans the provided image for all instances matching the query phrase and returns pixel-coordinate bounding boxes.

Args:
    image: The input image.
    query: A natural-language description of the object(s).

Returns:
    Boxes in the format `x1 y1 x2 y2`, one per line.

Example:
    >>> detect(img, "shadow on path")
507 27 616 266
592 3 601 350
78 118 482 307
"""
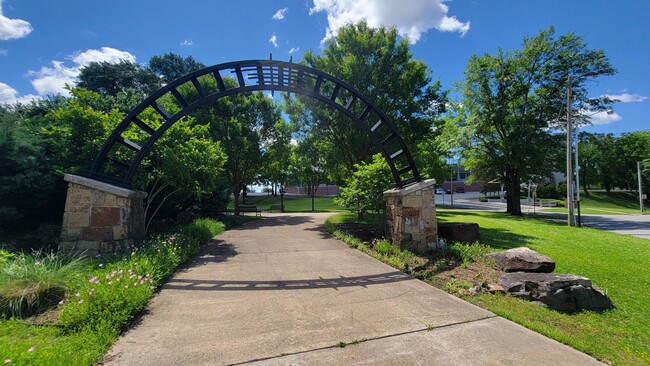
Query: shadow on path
230 214 318 230
163 271 411 292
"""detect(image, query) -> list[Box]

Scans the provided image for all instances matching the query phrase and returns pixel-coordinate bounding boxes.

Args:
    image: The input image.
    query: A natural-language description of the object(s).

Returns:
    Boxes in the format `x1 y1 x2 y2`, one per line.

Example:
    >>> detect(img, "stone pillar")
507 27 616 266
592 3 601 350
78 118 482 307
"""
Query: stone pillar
384 179 438 253
59 174 147 257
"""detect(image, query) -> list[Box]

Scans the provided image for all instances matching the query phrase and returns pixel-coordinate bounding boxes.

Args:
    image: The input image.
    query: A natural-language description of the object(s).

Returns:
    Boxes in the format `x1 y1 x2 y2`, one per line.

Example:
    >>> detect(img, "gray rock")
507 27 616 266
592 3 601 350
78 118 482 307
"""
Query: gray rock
499 272 613 312
488 247 555 273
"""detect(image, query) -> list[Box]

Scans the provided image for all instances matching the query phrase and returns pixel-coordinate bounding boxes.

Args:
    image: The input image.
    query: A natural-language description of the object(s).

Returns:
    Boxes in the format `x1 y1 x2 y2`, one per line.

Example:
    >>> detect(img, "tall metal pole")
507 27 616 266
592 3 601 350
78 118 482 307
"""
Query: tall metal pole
566 76 575 226
638 161 645 213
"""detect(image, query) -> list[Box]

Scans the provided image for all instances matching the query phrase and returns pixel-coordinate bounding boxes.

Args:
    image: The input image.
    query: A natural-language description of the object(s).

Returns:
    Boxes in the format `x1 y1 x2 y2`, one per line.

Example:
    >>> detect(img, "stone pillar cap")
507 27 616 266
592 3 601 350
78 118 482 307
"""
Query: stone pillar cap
384 179 436 197
64 174 148 198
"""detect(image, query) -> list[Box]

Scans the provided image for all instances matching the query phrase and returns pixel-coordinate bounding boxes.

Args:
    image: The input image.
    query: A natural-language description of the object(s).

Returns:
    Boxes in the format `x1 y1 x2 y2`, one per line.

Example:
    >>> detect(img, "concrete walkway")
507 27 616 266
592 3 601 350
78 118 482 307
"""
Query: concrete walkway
105 213 602 365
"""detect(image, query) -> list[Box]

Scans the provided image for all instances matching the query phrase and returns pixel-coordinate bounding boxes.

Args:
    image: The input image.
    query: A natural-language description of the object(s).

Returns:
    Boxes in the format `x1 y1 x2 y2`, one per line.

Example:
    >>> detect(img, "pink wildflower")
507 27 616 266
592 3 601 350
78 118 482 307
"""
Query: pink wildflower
108 281 113 285
89 276 97 283
58 300 65 305
78 299 83 304
124 285 129 289
27 347 35 352
75 293 80 297
140 280 144 285
4 359 11 364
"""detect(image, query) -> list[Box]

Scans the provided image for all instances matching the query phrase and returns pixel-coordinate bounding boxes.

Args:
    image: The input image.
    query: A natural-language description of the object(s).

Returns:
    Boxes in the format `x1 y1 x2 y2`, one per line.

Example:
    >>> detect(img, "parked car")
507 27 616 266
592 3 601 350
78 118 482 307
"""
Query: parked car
456 186 465 193
435 188 444 195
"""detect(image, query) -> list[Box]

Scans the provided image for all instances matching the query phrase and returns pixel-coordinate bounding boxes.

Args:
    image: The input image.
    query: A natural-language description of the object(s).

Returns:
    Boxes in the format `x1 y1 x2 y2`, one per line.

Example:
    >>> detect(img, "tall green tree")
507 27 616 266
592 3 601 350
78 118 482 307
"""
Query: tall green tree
292 136 327 212
442 26 615 214
261 119 294 195
78 61 160 97
148 53 206 83
285 21 447 182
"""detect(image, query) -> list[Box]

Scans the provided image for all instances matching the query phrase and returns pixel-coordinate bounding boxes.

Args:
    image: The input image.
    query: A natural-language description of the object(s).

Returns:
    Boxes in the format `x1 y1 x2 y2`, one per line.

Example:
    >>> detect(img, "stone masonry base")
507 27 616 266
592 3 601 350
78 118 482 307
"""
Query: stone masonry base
59 174 147 257
384 179 438 253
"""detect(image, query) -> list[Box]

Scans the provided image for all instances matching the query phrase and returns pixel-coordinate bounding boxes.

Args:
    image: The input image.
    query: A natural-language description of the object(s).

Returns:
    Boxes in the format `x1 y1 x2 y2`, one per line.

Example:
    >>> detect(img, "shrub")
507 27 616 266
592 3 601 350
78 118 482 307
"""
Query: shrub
536 182 559 199
0 251 85 318
181 218 225 243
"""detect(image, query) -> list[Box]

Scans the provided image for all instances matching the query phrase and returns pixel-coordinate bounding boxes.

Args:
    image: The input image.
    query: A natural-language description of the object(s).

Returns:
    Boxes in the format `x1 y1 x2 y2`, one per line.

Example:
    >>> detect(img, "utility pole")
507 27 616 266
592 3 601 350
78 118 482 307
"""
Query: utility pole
566 76 575 226
638 161 645 213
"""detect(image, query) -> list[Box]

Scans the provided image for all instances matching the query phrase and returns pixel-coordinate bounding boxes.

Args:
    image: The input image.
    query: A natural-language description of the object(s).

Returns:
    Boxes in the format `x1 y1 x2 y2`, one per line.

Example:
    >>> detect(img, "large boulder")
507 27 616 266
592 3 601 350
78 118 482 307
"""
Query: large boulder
499 272 613 312
488 247 555 273
437 223 480 244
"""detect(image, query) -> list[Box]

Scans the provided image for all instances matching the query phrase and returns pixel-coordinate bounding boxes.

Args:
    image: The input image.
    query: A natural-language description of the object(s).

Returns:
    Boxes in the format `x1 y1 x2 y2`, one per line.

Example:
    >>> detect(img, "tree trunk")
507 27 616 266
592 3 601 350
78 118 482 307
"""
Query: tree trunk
233 187 241 215
242 188 247 205
505 170 522 215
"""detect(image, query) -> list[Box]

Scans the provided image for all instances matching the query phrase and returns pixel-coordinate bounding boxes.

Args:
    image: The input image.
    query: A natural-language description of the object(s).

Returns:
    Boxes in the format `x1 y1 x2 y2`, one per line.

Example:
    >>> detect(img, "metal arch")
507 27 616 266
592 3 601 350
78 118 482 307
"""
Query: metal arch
86 60 422 188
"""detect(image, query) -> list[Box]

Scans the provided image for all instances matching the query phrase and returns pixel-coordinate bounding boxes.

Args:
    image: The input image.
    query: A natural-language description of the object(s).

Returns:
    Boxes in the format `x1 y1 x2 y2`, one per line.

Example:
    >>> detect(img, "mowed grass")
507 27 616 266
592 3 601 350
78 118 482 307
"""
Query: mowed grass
438 209 650 365
545 191 645 215
228 195 343 212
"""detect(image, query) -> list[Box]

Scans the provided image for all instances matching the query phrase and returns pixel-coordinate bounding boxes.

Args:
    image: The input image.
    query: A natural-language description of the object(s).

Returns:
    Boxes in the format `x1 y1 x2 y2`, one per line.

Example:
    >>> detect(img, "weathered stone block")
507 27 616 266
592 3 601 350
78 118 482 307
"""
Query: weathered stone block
60 227 82 242
64 188 92 213
113 226 129 240
63 212 90 228
91 207 121 227
82 227 112 241
402 207 420 217
437 222 480 244
402 195 422 208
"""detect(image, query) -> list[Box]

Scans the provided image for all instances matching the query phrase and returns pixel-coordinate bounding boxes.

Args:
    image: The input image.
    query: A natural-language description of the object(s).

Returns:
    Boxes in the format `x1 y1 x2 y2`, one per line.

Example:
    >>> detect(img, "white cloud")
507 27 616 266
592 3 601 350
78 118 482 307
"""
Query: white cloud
0 81 37 105
580 109 622 126
602 92 647 103
288 47 300 54
0 0 32 40
0 48 6 56
180 39 193 47
28 47 136 96
269 33 278 48
272 8 288 20
309 0 470 45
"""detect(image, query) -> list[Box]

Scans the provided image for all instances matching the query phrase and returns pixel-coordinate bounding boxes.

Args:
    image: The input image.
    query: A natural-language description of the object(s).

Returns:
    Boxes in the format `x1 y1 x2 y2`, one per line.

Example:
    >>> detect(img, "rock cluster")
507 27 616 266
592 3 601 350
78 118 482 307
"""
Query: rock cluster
490 247 612 312
499 272 612 312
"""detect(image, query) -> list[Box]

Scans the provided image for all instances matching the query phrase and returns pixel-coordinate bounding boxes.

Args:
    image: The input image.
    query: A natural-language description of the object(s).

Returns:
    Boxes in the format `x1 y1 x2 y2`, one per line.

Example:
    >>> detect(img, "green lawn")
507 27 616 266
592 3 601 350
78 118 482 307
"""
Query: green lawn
228 195 343 212
544 191 645 215
438 209 649 365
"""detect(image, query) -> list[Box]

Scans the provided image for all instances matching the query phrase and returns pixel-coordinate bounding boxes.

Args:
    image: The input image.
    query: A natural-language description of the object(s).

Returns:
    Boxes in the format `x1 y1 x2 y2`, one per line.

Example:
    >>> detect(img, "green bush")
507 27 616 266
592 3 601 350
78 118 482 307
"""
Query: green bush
182 218 225 242
557 182 567 198
536 182 559 199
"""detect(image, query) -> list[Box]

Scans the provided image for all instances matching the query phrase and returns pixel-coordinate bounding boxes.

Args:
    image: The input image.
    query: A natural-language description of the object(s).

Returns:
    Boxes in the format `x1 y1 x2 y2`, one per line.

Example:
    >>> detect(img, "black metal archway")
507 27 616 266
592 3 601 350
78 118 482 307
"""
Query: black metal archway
86 60 422 188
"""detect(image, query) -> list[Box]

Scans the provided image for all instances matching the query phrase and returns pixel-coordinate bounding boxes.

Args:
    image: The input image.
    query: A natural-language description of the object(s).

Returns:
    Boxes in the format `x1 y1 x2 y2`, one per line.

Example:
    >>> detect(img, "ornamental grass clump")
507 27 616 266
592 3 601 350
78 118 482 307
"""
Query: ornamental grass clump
0 251 85 318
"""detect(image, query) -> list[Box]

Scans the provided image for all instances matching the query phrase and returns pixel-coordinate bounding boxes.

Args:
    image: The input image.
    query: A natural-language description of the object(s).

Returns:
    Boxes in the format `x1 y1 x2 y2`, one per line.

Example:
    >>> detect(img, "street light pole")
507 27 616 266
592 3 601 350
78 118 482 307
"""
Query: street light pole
566 76 575 226
638 161 645 214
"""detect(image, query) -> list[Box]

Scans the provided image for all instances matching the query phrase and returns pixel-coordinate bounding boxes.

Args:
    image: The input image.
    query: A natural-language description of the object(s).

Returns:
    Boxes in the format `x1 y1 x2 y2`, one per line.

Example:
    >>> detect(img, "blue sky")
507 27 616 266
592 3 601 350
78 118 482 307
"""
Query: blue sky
0 0 648 134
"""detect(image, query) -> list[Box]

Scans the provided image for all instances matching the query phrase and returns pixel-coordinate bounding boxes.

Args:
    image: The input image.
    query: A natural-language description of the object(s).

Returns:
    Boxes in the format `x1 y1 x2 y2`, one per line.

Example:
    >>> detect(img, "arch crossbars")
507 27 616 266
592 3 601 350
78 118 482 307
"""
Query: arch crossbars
86 60 422 188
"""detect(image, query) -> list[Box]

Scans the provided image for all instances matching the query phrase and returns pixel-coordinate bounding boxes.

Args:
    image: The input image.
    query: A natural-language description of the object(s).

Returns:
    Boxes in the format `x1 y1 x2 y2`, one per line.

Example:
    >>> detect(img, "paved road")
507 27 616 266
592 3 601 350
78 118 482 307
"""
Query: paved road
105 213 602 365
436 194 650 240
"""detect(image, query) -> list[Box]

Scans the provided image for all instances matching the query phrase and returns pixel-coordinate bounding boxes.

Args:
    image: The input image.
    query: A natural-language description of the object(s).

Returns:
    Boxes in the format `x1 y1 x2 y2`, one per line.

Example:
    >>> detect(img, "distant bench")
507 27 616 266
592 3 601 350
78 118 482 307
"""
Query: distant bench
239 206 262 216
268 205 284 212
535 200 558 207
